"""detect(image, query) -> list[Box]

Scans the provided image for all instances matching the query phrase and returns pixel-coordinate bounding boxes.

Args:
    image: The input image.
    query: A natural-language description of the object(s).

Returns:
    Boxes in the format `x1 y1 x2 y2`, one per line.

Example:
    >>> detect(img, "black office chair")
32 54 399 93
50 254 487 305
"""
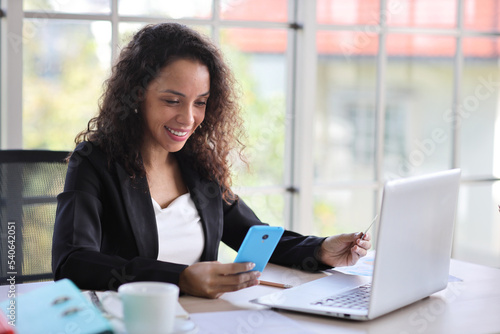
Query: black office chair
0 150 69 284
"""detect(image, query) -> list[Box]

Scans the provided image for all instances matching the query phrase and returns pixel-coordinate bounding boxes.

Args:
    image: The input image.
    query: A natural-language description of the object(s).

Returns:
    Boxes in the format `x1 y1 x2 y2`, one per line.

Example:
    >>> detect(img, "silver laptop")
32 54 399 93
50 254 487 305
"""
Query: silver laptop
252 169 461 321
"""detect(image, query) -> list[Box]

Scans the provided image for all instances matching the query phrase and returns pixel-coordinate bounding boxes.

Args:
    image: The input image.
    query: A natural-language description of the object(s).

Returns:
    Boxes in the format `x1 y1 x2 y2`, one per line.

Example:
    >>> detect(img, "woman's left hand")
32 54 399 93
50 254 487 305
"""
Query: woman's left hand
317 232 372 267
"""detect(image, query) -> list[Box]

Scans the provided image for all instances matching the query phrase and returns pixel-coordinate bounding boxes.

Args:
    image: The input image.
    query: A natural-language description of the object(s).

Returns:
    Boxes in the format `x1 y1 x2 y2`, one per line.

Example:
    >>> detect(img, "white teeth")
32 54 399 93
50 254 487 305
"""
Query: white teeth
165 126 188 137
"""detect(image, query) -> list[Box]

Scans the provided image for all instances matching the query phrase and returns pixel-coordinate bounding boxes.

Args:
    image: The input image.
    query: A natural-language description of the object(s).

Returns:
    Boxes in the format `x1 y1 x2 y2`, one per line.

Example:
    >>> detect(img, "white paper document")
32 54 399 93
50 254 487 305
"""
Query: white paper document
189 309 315 334
329 251 462 282
329 251 376 276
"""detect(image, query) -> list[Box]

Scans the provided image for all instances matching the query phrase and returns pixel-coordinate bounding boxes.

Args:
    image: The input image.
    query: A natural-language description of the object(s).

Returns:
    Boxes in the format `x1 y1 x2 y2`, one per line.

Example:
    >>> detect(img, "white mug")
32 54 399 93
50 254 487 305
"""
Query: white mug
118 281 179 334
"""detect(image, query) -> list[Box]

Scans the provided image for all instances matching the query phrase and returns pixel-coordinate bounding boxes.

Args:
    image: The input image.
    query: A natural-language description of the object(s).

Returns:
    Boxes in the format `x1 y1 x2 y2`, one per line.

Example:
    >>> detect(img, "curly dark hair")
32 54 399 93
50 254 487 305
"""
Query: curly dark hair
76 23 244 201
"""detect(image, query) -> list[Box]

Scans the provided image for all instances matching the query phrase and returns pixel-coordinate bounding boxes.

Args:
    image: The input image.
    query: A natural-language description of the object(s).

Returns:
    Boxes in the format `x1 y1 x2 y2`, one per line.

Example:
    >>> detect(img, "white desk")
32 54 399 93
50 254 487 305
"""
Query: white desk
180 259 500 334
1 259 499 333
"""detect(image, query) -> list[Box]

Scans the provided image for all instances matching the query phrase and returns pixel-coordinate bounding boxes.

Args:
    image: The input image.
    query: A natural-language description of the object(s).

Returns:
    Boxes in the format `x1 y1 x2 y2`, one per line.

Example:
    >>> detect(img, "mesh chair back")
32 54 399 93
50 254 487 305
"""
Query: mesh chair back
0 150 69 284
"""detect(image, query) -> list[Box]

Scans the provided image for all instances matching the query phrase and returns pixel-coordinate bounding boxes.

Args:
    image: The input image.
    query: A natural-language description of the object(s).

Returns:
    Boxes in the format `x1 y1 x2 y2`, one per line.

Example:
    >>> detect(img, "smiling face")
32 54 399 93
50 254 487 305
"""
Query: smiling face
141 58 210 155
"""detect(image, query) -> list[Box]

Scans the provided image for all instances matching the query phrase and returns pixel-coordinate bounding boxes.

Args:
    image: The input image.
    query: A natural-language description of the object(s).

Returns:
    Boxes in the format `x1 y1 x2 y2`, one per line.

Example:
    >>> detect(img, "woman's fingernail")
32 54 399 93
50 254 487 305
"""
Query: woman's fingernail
248 263 255 270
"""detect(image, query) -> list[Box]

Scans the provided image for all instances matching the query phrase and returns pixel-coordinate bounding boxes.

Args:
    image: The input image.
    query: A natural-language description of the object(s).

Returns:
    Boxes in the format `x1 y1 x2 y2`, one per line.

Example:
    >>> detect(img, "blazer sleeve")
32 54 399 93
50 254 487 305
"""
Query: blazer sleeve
52 144 188 291
221 197 331 272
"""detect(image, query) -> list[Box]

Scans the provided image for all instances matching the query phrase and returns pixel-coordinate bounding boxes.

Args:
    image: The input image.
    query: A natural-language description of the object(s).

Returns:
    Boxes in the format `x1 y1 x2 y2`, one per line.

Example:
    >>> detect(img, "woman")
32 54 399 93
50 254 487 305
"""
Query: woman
52 23 371 299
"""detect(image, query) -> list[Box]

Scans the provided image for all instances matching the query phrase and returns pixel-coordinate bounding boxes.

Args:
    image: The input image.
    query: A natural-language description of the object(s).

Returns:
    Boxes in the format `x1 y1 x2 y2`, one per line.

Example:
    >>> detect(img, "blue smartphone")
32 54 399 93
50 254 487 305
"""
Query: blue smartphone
234 225 284 272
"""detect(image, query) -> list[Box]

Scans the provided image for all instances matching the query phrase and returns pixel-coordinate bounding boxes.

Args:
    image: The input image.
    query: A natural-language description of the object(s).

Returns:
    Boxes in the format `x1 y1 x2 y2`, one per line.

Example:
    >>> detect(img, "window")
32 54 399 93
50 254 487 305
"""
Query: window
313 0 500 267
23 19 111 149
2 0 500 268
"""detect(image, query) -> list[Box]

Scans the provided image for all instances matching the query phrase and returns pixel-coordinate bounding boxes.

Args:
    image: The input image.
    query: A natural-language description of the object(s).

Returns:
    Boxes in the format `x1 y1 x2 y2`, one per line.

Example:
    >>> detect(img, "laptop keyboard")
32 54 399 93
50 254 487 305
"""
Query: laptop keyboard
311 283 371 310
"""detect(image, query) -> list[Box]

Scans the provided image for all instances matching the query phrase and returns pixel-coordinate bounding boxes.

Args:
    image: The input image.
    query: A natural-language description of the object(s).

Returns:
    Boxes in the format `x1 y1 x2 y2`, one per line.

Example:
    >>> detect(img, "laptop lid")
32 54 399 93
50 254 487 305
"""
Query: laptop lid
368 168 460 319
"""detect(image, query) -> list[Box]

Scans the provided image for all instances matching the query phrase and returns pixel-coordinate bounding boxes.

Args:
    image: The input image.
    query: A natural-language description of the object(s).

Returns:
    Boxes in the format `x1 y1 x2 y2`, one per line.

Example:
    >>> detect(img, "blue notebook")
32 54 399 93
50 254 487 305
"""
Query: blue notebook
0 279 112 334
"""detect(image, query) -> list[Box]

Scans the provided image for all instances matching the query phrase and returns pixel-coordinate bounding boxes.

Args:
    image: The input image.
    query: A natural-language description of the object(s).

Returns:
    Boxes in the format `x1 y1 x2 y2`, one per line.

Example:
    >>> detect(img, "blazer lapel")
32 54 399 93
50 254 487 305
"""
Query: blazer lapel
116 164 159 259
175 152 223 261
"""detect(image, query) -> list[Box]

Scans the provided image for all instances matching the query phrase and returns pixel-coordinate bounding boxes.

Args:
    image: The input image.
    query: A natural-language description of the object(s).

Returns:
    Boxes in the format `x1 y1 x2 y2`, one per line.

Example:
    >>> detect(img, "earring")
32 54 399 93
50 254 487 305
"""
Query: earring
134 108 138 114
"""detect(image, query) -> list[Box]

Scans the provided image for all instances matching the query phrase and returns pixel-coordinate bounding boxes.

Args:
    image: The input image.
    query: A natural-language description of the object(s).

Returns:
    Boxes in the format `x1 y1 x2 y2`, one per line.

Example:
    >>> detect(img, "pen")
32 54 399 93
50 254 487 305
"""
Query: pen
360 214 378 240
259 280 293 289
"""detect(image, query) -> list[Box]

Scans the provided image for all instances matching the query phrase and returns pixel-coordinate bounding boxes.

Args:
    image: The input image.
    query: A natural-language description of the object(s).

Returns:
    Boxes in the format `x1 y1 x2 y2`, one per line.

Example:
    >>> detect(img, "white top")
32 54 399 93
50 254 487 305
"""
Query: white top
152 193 205 265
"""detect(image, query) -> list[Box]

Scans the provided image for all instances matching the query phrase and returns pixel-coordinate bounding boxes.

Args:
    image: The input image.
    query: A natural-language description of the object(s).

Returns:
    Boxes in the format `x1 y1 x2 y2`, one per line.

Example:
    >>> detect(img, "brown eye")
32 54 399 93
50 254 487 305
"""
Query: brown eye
164 100 179 105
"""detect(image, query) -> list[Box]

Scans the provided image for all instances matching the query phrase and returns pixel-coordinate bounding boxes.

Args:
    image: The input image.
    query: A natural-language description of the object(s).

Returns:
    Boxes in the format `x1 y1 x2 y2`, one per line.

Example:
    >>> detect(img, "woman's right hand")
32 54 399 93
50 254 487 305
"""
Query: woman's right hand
178 261 261 299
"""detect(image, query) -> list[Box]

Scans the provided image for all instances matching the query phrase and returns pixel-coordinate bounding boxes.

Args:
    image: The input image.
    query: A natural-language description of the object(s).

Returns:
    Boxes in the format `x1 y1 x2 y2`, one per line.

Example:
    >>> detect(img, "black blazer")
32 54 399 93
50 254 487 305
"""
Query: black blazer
52 142 328 291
